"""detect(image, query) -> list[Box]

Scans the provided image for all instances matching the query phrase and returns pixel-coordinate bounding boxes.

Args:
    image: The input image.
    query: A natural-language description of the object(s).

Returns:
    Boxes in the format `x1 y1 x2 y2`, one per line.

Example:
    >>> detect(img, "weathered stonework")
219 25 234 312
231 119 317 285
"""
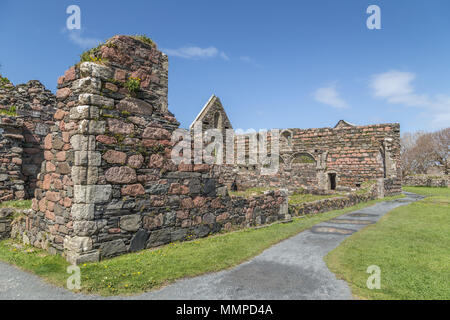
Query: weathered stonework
0 118 25 201
0 80 56 199
403 175 449 187
11 36 288 264
289 183 379 216
2 34 402 264
0 208 14 240
207 121 402 197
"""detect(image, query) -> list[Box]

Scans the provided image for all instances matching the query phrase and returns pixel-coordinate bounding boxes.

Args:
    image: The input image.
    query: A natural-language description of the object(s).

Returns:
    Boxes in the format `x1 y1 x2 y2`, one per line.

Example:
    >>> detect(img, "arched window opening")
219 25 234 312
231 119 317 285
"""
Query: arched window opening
291 153 316 164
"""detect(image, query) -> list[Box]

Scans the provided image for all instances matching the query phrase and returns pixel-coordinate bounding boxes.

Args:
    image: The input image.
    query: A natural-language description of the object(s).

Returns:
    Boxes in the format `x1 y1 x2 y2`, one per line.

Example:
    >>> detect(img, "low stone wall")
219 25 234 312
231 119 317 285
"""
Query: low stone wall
403 175 449 187
381 177 402 196
289 186 378 217
15 189 288 263
0 208 14 240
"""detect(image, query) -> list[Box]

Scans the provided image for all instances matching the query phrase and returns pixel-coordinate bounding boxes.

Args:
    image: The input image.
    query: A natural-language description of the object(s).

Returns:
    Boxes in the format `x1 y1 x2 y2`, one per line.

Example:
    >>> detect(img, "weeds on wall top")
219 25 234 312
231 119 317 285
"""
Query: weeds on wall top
132 35 157 48
0 75 11 88
79 42 106 64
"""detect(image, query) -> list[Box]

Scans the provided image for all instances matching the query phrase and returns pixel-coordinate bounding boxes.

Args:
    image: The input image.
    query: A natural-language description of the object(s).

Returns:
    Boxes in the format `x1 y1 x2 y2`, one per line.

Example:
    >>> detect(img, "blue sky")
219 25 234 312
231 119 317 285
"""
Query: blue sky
1 0 449 133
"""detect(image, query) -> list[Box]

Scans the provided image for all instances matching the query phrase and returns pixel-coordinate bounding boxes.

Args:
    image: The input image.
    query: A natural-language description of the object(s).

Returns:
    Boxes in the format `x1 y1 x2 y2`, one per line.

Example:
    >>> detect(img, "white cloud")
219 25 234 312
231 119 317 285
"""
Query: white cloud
370 70 450 127
313 84 349 109
220 52 230 61
63 28 102 49
162 46 229 60
371 70 415 98
239 56 262 68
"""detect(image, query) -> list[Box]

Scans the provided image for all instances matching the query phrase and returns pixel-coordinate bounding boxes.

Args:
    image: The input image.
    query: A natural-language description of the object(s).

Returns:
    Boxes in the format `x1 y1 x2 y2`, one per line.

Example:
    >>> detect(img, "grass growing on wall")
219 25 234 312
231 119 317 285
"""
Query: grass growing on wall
288 193 340 205
325 187 450 300
0 195 403 296
0 105 18 116
0 200 32 210
228 187 278 198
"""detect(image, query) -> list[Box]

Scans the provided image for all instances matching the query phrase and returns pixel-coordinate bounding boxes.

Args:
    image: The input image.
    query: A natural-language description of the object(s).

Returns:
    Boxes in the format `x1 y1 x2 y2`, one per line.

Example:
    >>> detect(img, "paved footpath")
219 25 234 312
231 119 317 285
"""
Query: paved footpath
0 192 422 300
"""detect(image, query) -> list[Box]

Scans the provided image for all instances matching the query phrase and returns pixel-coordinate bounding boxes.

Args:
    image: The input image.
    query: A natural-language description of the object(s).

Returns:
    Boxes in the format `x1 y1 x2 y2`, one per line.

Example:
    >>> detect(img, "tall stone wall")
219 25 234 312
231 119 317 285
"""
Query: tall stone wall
0 118 25 201
15 36 288 264
0 79 56 199
219 124 402 194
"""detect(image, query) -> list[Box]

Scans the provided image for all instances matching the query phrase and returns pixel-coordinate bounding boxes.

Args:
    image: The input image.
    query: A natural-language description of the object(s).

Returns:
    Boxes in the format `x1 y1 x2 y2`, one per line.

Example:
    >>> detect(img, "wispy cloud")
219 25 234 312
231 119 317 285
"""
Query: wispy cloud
370 70 450 127
239 56 262 68
162 46 229 60
62 28 102 49
313 84 349 109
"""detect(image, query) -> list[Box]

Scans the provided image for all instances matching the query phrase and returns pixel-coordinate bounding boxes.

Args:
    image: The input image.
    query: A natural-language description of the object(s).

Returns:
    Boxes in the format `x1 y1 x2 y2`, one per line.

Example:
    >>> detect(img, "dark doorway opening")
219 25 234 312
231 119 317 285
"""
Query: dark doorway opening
329 173 337 190
380 149 387 178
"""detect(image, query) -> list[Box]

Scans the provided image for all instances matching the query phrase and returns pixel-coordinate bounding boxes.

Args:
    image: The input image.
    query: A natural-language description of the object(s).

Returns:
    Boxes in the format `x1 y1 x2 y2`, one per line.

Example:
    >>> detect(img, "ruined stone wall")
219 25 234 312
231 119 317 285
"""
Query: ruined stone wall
219 124 402 194
0 79 56 199
0 118 25 201
403 175 449 187
0 208 14 240
14 36 288 264
289 184 379 216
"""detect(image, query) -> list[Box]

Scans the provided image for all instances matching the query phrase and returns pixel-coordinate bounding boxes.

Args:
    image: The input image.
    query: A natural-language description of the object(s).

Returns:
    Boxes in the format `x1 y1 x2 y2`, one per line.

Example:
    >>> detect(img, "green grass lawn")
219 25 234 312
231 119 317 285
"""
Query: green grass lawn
0 195 402 296
325 187 450 300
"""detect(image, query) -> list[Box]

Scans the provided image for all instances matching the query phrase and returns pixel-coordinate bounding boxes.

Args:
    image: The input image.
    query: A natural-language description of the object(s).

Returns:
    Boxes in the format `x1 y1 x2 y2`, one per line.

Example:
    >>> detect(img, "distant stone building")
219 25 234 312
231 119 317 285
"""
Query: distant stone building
189 95 233 133
190 97 402 195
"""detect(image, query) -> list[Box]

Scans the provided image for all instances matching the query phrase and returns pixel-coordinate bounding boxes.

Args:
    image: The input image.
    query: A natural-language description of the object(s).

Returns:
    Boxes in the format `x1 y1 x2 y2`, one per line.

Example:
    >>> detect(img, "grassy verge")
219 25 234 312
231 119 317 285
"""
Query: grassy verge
325 187 449 300
0 194 403 296
288 193 341 205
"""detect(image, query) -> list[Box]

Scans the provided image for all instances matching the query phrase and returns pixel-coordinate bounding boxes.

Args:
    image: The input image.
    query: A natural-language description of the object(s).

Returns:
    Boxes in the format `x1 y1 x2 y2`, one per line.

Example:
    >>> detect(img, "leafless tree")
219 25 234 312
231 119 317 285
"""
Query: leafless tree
431 127 450 174
401 128 449 176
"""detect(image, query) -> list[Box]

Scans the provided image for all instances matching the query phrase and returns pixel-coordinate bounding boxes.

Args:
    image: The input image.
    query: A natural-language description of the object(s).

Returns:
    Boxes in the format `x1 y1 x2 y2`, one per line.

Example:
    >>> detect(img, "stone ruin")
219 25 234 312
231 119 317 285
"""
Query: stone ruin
0 80 56 201
191 102 401 197
0 35 401 263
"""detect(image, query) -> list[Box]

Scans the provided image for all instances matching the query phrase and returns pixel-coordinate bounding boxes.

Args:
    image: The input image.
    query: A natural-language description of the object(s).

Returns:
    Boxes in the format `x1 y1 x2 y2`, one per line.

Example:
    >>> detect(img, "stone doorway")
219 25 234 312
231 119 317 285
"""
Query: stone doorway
328 173 337 190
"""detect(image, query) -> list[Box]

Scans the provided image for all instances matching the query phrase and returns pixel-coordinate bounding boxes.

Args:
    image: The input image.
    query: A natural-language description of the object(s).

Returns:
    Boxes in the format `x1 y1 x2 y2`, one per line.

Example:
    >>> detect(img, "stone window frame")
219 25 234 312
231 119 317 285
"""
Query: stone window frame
290 152 317 165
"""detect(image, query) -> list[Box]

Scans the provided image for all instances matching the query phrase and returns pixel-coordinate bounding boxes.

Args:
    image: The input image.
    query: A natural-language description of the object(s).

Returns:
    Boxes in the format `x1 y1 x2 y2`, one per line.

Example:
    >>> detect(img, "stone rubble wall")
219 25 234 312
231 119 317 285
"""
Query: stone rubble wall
0 80 56 199
381 177 403 196
403 175 449 187
0 208 15 240
219 124 402 194
3 34 401 264
289 183 379 216
14 35 289 264
0 118 26 201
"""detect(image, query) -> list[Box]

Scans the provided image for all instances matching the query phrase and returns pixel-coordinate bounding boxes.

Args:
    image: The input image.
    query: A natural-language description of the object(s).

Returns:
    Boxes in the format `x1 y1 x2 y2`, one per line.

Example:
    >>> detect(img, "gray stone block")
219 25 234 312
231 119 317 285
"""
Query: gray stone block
100 239 127 258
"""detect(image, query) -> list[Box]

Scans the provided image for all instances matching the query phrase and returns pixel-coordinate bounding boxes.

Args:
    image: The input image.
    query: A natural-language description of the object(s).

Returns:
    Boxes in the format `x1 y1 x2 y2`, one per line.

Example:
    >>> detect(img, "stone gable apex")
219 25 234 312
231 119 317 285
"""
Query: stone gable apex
189 94 233 130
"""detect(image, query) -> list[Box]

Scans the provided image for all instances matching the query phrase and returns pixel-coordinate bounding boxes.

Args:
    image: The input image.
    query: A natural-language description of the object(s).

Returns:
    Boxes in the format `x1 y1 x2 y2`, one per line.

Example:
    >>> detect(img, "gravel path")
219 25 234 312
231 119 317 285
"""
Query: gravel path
0 192 422 300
